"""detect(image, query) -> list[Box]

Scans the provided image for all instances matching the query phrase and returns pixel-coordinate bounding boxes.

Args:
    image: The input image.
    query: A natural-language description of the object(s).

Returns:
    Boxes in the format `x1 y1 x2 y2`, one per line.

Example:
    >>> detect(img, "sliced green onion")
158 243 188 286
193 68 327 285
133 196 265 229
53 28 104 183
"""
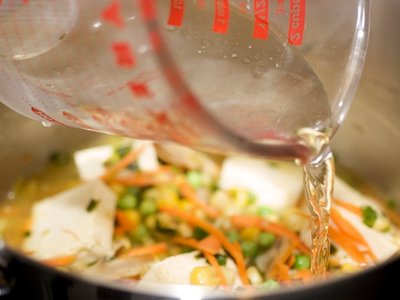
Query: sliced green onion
362 206 378 228
193 227 209 240
86 198 100 212
48 151 70 166
215 254 227 266
257 205 274 217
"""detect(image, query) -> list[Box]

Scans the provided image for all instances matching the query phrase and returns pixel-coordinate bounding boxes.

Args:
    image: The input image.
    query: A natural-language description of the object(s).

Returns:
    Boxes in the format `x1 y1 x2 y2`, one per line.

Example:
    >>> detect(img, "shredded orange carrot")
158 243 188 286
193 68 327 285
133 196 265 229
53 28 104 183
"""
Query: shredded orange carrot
268 242 295 279
101 145 146 181
172 236 199 249
113 166 173 187
115 210 139 232
331 207 376 261
329 226 369 264
230 215 310 254
41 255 76 267
334 198 362 216
295 269 312 282
178 179 220 218
198 235 222 255
276 263 290 281
159 205 249 285
204 252 228 286
119 242 168 258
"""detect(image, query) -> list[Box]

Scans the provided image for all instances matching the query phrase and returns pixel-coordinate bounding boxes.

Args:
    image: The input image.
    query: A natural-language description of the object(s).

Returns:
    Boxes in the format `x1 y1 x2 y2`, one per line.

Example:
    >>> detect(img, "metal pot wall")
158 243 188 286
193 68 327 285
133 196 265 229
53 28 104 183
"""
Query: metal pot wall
1 0 400 299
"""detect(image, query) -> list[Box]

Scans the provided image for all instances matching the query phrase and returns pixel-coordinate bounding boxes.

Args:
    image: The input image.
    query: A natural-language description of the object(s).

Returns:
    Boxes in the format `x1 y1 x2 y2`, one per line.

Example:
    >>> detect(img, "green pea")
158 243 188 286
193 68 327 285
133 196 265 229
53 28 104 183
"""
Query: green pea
117 194 137 210
258 232 276 248
294 254 311 270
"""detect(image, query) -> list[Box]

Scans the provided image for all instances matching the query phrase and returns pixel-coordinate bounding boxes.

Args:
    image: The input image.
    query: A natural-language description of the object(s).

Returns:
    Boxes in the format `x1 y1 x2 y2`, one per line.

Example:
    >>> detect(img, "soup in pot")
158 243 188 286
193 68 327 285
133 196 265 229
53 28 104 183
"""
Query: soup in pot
0 137 399 294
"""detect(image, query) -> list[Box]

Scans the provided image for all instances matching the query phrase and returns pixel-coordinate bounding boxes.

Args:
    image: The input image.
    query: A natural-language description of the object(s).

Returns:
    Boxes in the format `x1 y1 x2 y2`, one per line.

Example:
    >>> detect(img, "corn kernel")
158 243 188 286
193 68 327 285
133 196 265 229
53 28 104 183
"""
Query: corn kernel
190 266 221 286
240 227 260 241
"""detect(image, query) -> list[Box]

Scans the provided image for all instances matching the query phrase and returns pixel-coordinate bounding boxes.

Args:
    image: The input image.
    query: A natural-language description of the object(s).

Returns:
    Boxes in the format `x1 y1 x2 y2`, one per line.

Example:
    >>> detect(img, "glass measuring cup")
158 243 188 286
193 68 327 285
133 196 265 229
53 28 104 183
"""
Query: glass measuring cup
0 0 370 161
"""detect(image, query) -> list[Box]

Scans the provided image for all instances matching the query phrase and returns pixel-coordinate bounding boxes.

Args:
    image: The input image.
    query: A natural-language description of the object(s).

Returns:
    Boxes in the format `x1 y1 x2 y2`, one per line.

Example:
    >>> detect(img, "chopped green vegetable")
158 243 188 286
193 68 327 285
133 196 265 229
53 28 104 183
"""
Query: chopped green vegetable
226 230 239 243
193 227 209 240
139 198 157 216
262 279 280 290
130 224 149 243
258 232 275 248
257 205 274 217
247 191 257 204
48 151 71 166
294 254 311 270
115 145 131 158
215 254 227 266
386 199 397 210
117 194 137 210
362 206 378 228
186 171 203 188
240 240 257 257
86 199 100 212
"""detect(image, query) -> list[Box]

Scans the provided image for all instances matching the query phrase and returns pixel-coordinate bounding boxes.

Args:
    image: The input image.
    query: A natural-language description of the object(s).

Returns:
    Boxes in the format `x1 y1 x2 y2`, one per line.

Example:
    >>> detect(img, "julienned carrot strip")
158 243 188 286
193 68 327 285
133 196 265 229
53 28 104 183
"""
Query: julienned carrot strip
198 235 222 254
230 215 310 254
268 242 295 279
295 269 312 282
41 255 76 267
119 242 168 258
113 166 173 186
179 179 220 218
204 252 228 286
329 226 367 264
115 210 139 232
331 207 365 244
101 145 146 181
172 236 199 249
334 198 362 216
331 207 376 261
159 205 250 285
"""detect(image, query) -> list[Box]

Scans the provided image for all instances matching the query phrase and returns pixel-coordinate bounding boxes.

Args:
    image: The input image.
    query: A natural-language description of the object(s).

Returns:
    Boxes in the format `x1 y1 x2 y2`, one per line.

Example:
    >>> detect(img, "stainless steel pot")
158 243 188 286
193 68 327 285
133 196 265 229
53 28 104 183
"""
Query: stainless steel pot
1 0 400 299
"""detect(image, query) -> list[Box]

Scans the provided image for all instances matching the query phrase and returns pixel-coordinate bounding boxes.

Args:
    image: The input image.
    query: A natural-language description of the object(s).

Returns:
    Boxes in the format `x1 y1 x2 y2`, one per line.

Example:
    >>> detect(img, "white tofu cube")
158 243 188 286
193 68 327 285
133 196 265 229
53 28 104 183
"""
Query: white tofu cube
334 178 399 261
23 180 117 260
139 251 207 285
74 141 159 181
219 156 303 211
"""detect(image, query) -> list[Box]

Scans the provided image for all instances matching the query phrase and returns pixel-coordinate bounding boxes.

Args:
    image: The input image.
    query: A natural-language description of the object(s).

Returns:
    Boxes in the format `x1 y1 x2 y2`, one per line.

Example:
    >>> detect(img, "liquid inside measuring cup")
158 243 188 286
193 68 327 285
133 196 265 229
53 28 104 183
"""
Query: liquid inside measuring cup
0 0 334 155
157 1 334 144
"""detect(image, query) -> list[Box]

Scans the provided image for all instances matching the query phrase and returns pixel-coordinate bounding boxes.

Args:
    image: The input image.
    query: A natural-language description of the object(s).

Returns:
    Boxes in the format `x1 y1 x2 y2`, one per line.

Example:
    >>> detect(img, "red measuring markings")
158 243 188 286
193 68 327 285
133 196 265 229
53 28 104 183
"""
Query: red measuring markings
31 107 64 125
288 0 306 45
167 0 185 27
275 0 286 15
196 0 205 9
239 1 247 14
22 0 29 4
101 0 124 28
62 111 93 130
111 42 136 68
213 0 230 34
127 81 153 98
253 0 269 40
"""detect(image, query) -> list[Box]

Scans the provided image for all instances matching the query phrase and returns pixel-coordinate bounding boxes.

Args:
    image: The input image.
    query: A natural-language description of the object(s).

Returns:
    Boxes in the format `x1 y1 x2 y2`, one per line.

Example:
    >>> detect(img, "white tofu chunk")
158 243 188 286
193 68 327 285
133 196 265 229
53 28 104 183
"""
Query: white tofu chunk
135 140 159 172
334 177 400 261
139 251 207 285
74 145 113 181
23 180 117 260
74 141 159 181
219 156 303 211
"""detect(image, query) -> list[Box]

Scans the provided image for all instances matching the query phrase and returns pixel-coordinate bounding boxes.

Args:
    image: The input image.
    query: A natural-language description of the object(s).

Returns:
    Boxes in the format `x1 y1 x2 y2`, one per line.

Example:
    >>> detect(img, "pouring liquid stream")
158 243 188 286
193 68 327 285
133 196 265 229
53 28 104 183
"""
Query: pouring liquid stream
298 129 334 277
